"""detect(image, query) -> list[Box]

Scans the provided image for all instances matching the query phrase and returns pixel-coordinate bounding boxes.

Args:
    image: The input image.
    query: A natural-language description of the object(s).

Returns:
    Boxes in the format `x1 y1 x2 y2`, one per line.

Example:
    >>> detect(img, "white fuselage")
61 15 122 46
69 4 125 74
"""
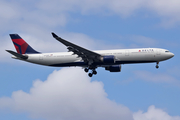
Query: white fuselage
13 48 174 67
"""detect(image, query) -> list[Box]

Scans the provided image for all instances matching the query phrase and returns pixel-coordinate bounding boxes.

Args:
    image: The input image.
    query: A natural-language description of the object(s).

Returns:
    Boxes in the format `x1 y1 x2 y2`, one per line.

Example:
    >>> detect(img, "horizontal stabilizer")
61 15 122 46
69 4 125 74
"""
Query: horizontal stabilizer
6 50 28 60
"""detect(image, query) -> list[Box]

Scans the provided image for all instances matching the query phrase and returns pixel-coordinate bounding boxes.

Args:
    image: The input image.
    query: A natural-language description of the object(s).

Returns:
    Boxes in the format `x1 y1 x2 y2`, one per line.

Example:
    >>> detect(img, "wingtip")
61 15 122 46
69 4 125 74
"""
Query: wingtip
52 32 58 38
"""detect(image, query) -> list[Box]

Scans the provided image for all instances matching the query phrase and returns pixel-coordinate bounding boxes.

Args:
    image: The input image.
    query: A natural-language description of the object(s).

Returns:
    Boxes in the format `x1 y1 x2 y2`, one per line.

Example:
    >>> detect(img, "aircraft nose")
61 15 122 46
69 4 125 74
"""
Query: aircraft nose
170 52 174 58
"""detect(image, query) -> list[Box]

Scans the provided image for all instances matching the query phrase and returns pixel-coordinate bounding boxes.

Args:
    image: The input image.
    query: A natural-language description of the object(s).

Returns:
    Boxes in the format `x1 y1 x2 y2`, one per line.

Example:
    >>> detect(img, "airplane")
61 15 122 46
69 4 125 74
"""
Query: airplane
6 33 174 77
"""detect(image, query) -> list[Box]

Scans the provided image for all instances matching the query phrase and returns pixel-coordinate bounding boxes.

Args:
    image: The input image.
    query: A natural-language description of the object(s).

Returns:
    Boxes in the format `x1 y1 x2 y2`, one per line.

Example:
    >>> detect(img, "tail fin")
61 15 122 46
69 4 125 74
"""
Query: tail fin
10 34 39 54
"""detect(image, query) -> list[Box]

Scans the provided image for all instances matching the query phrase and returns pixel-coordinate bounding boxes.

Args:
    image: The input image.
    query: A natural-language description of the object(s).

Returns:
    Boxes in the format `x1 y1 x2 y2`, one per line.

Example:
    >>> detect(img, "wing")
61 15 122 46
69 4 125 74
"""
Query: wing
52 32 101 63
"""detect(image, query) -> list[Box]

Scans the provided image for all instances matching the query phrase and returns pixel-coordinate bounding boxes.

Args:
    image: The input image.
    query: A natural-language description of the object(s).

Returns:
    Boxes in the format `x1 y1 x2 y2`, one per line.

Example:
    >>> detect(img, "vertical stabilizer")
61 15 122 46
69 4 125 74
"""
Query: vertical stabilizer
10 34 39 54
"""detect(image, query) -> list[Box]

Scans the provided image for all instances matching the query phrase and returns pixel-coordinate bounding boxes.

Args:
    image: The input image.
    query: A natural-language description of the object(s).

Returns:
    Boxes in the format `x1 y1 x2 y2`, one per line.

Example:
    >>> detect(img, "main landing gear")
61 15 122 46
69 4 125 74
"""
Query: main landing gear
156 62 159 69
84 67 97 77
84 68 89 73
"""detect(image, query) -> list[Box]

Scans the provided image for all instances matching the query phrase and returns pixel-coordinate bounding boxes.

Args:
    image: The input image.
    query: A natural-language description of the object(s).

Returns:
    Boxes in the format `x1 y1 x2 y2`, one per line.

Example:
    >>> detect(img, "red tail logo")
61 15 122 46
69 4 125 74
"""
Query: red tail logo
10 34 39 54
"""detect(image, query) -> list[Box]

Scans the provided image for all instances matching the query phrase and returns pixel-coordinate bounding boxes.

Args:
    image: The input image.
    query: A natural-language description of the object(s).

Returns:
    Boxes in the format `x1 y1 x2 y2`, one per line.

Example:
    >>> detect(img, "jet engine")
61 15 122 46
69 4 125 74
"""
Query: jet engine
100 55 115 63
105 65 121 72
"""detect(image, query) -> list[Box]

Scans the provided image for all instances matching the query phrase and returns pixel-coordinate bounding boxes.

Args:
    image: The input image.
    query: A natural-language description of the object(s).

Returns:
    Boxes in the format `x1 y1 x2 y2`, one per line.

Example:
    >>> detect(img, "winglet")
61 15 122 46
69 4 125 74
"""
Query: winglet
52 32 59 38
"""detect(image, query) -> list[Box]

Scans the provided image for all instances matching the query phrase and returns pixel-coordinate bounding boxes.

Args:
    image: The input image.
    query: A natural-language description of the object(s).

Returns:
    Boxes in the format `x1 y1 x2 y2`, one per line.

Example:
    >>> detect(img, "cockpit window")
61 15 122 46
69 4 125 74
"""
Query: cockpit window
165 51 170 52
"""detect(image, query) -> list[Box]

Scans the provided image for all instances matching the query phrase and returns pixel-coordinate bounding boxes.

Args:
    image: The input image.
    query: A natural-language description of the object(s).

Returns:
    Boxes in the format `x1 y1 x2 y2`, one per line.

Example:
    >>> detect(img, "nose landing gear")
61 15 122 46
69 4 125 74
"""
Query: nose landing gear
156 62 159 69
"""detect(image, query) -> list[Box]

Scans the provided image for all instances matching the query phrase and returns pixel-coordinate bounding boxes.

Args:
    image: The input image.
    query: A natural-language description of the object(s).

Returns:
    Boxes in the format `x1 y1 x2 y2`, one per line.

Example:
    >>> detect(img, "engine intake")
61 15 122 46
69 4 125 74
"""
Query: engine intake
105 65 121 72
100 55 115 63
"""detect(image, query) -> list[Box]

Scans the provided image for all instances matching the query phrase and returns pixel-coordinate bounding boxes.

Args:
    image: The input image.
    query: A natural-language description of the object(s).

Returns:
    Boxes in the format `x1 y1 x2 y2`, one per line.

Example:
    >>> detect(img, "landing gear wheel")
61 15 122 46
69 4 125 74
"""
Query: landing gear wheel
156 65 159 69
88 73 93 77
84 68 89 73
92 70 97 75
156 62 159 69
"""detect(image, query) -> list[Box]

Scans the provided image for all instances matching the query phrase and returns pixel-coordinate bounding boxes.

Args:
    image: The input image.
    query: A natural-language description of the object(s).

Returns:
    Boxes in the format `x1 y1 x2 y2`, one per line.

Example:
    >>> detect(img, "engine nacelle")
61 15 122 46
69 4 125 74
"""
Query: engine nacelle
105 65 121 72
100 55 115 63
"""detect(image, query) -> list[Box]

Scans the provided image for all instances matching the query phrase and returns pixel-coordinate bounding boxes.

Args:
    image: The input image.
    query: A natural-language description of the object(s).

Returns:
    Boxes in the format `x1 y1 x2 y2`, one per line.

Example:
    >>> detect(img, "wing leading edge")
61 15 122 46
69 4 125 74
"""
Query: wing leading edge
52 32 101 63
